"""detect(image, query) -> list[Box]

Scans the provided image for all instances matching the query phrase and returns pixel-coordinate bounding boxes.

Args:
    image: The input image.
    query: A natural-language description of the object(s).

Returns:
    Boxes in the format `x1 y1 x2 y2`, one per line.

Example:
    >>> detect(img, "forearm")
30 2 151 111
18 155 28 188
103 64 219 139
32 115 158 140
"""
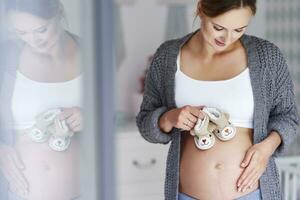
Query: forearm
261 131 282 155
158 111 173 133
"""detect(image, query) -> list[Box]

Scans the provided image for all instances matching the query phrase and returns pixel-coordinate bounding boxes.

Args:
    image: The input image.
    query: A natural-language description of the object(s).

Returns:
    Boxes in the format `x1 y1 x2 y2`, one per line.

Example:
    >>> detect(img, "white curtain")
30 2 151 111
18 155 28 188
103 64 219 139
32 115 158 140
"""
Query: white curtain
265 0 300 155
113 3 126 70
164 5 188 40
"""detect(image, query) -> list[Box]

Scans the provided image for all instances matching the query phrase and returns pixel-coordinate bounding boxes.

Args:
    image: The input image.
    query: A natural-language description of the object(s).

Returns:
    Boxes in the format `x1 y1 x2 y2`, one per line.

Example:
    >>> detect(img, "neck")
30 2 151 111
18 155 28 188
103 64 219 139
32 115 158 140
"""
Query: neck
31 31 73 64
48 31 70 63
196 30 217 61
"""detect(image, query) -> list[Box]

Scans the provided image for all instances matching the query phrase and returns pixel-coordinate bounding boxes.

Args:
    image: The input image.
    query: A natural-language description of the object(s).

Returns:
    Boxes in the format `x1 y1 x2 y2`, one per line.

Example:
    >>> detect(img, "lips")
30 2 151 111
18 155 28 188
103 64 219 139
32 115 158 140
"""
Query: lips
215 39 225 47
30 41 47 49
36 42 47 48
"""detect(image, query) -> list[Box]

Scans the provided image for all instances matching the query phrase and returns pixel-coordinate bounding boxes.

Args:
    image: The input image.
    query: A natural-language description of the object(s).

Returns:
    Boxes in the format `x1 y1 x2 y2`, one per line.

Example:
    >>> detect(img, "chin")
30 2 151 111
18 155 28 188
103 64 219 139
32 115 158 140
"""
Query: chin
31 43 54 54
32 47 49 54
212 44 227 52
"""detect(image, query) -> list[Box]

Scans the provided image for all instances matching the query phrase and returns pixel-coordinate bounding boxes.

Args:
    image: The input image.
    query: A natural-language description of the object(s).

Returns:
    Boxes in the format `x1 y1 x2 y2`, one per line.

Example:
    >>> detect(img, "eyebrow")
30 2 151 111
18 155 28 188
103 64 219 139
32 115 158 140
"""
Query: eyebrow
213 22 248 30
14 24 48 33
33 24 48 31
14 28 26 33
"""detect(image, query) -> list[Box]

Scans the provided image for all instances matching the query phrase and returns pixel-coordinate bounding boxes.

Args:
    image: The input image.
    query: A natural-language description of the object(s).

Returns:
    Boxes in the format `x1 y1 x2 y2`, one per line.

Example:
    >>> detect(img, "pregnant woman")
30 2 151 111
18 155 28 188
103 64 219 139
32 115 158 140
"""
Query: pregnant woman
136 0 299 199
0 0 82 199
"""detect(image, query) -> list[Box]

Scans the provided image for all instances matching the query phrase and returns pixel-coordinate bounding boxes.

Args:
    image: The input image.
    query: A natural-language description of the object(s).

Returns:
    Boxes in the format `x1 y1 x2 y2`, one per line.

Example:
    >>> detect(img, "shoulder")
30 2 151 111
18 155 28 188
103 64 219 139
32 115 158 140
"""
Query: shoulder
155 32 193 53
242 34 285 62
67 31 81 47
151 32 194 68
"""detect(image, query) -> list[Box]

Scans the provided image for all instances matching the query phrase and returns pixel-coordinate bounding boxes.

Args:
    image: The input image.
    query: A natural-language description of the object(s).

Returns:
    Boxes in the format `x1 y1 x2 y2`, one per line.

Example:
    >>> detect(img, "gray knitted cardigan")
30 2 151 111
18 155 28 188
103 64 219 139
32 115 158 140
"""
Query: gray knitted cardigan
136 29 300 200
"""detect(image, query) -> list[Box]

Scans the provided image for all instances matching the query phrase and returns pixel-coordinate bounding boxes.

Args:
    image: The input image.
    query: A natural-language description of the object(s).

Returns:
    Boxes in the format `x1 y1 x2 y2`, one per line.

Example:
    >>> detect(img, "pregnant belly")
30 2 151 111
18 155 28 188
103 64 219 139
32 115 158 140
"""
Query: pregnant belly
179 127 259 200
14 132 80 200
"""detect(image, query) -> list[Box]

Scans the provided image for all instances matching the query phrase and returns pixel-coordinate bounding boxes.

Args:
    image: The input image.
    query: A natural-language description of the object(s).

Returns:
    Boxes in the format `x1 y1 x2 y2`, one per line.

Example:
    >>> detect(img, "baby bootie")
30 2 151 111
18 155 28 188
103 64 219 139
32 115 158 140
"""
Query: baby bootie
190 114 216 150
27 109 62 143
48 118 74 152
203 107 236 141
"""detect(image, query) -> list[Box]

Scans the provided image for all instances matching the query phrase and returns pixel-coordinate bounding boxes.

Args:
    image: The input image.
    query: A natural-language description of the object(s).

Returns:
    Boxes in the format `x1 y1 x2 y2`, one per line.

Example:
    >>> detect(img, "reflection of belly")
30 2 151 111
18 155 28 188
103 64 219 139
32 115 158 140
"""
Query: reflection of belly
15 132 80 200
179 127 259 200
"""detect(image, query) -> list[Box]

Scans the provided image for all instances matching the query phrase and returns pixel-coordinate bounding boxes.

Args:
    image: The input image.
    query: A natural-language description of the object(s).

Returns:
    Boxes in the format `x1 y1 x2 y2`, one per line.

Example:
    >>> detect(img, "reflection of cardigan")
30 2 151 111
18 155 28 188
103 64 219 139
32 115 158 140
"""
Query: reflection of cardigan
0 40 22 145
0 39 23 200
136 29 300 200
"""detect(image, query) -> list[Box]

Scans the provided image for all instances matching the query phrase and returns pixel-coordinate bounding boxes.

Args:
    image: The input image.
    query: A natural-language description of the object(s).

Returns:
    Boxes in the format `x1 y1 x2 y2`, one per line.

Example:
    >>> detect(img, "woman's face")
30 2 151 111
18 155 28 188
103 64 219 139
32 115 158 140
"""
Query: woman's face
9 11 62 54
199 7 253 52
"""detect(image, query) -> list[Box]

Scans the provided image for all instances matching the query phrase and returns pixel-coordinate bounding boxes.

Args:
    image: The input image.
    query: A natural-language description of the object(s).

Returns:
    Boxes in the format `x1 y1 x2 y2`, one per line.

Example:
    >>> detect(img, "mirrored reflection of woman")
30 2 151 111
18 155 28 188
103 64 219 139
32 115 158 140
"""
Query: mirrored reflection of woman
0 0 82 199
136 0 299 200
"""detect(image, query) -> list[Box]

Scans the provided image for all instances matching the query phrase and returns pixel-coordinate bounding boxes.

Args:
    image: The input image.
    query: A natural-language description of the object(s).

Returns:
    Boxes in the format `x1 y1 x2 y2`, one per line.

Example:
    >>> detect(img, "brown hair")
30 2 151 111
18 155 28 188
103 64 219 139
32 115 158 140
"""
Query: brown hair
5 0 63 19
196 0 256 18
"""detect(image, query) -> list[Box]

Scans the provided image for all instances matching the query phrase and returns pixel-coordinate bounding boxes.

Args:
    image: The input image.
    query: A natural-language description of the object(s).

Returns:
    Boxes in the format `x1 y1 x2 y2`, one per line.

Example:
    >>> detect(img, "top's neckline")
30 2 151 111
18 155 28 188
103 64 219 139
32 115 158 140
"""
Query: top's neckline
16 70 82 85
176 48 249 83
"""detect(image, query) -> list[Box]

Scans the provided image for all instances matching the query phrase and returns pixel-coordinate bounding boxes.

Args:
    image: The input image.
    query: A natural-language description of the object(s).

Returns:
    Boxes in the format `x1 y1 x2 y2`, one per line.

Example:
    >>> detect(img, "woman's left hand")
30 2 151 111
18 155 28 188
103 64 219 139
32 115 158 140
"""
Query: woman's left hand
59 107 83 132
236 141 273 193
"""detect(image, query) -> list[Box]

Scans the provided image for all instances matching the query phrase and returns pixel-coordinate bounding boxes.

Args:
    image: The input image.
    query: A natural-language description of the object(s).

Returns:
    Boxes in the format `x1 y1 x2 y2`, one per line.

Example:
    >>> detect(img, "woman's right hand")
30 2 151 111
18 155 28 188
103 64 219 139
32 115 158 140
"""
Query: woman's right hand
0 145 29 198
159 105 205 133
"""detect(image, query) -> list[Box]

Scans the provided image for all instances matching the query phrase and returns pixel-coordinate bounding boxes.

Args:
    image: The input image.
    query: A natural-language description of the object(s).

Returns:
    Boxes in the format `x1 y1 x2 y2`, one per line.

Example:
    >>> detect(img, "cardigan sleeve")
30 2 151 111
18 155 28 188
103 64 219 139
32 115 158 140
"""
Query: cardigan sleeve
267 48 300 157
135 43 174 144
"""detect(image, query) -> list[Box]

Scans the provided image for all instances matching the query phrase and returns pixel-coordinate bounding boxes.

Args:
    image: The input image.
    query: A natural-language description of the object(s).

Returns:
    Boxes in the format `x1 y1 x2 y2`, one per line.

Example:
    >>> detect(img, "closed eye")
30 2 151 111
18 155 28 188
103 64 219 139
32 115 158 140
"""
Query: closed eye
35 26 48 33
213 25 223 31
15 30 27 35
235 28 244 33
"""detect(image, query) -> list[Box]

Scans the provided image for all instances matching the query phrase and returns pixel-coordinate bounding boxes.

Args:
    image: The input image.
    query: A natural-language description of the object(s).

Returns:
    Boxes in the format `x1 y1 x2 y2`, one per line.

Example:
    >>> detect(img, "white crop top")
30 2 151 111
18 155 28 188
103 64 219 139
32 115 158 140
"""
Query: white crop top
11 71 82 130
175 50 254 128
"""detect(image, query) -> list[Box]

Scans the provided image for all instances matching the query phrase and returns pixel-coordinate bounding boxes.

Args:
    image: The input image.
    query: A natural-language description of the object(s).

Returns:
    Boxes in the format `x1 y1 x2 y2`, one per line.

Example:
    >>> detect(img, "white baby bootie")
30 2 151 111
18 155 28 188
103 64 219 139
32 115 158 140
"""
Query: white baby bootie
202 107 236 141
48 118 74 152
190 114 216 150
28 109 61 143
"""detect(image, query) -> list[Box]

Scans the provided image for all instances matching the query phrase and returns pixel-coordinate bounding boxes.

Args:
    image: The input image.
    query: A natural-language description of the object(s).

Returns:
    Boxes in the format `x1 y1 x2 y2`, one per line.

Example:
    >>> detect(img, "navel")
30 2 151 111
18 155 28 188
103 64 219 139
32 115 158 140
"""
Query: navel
215 163 224 170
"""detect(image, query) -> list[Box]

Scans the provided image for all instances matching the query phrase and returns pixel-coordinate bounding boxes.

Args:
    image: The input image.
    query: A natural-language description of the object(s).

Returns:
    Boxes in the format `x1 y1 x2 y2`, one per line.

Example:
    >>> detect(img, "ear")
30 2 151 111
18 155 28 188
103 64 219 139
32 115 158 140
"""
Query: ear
196 1 204 19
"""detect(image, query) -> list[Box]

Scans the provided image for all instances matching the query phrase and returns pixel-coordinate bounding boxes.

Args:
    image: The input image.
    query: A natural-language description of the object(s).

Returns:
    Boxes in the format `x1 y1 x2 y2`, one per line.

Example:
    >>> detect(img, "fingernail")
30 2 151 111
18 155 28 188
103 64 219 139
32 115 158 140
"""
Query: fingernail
241 163 245 167
238 187 241 192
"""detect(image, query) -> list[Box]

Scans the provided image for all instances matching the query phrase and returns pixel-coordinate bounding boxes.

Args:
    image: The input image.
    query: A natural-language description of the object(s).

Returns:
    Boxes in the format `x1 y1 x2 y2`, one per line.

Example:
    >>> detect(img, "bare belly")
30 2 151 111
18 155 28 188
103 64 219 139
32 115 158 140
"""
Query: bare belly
179 127 259 200
14 131 80 200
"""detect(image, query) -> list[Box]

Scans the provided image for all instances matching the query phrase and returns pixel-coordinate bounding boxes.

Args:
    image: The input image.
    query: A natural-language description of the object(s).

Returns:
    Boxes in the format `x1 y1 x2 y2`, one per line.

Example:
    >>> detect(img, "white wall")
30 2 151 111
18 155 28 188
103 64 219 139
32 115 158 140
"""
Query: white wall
61 0 81 36
116 0 266 121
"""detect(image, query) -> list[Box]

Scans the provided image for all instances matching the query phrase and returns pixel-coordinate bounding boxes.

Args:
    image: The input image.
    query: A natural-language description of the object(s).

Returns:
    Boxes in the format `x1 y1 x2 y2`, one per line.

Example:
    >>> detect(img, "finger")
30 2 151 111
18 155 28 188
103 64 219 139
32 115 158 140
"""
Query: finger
9 184 29 199
195 105 206 110
69 121 80 130
6 156 28 189
241 149 255 168
189 107 202 118
8 185 24 198
72 124 82 132
8 163 28 190
183 116 196 129
181 123 192 131
238 169 257 192
186 113 198 124
66 115 77 125
237 165 255 187
58 109 73 120
10 150 25 170
3 166 28 193
3 157 27 189
245 171 259 191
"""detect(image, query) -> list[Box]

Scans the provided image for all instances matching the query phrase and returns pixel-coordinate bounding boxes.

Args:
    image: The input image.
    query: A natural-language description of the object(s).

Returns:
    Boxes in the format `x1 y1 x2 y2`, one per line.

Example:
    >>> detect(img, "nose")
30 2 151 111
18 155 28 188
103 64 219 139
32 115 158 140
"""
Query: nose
27 33 42 46
220 31 231 44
